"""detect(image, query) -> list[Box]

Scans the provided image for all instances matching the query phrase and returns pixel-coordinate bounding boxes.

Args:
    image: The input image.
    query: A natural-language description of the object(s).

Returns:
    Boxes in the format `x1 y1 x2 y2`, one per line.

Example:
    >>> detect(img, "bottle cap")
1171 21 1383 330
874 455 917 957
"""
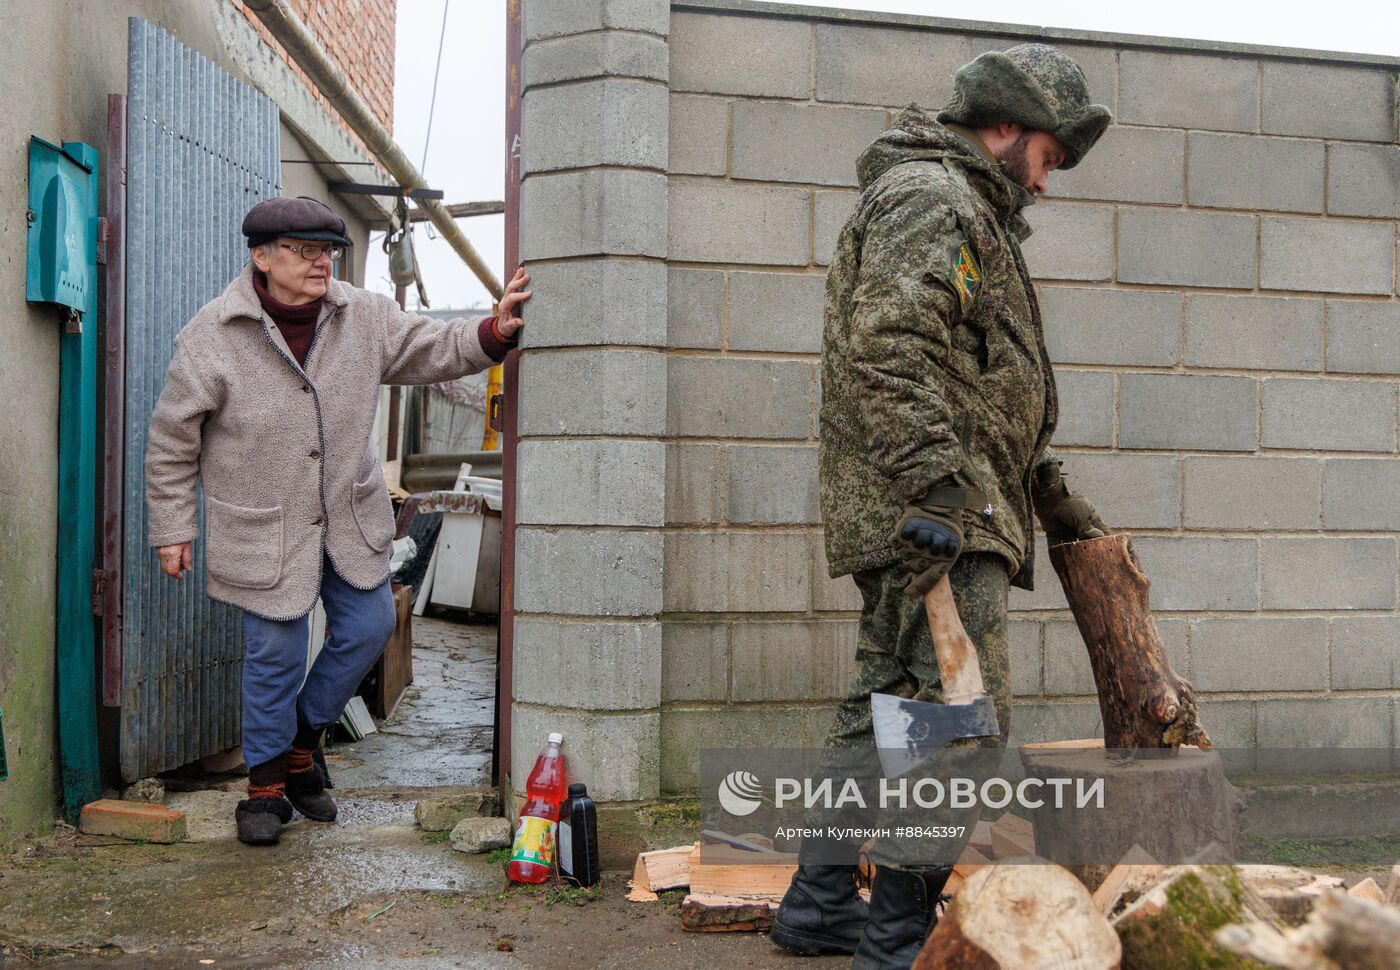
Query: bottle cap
548 732 564 745
568 783 588 797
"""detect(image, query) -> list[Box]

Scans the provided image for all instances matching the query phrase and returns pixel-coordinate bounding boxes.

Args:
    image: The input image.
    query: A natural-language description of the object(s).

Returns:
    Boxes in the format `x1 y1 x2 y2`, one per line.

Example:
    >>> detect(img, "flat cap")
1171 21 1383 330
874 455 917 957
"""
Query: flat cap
242 195 351 248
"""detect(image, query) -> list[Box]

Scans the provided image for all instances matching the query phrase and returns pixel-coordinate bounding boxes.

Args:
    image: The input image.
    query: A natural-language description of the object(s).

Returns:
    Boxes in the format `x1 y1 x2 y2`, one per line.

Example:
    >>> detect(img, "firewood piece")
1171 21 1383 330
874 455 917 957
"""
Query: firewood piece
968 819 995 856
679 894 778 932
631 844 694 893
1386 864 1400 908
989 811 1035 860
945 845 992 896
1091 845 1165 916
1049 534 1211 750
687 844 796 900
1240 866 1346 926
1113 864 1282 969
915 862 1120 969
1348 878 1385 905
1215 890 1400 970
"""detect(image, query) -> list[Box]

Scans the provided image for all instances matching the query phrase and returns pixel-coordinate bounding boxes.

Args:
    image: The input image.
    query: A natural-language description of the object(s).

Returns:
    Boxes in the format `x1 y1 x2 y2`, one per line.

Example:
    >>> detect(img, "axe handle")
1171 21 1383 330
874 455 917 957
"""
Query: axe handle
924 572 987 707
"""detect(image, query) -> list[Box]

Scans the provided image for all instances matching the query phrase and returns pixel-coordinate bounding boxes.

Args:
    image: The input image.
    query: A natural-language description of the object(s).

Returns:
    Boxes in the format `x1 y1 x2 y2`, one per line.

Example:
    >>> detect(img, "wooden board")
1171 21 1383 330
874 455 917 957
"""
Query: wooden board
687 844 796 899
631 844 694 893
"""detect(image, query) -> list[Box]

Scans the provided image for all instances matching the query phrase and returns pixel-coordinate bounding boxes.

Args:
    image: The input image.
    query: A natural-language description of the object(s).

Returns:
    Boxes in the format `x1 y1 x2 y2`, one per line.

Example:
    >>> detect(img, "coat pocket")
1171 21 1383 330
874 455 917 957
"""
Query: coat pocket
204 495 284 590
351 475 395 552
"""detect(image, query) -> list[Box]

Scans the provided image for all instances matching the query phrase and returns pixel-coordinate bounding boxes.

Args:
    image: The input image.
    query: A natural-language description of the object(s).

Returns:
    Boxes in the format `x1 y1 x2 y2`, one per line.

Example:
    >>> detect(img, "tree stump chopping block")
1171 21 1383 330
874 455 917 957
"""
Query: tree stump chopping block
1049 533 1211 751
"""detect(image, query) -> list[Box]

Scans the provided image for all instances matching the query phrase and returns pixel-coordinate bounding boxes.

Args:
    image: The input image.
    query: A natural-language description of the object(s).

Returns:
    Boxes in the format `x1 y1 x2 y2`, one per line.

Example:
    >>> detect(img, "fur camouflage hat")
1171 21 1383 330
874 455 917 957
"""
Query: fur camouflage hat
937 43 1112 169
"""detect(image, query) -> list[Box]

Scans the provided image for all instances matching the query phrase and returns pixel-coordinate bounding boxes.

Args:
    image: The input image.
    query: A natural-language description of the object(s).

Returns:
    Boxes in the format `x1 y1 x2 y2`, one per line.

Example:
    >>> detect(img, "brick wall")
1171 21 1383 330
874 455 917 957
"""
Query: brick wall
230 0 395 134
516 0 1400 801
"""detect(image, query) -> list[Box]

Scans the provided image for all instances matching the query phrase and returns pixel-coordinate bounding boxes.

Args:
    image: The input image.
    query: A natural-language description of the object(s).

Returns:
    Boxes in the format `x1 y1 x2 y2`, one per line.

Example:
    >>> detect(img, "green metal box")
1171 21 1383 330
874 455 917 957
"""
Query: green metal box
26 137 99 319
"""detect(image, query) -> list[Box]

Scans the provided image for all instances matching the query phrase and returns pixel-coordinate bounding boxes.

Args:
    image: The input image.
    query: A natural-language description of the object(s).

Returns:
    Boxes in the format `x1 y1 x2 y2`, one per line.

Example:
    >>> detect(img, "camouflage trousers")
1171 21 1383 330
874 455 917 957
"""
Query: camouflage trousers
822 552 1013 869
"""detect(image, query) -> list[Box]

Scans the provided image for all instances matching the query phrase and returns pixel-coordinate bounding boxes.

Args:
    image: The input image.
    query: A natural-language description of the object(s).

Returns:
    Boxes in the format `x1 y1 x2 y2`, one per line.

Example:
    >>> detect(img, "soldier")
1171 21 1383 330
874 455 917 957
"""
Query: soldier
771 44 1113 968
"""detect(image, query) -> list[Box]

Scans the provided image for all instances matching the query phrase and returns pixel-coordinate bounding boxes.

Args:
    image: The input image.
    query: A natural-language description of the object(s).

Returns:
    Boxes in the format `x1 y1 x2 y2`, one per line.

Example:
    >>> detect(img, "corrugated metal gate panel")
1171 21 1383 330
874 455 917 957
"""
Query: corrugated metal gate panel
121 18 281 781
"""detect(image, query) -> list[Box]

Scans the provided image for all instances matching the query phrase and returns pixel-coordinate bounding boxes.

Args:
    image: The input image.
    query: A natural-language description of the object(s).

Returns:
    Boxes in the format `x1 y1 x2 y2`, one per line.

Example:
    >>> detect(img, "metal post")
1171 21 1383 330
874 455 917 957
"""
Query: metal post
386 283 406 461
101 94 127 707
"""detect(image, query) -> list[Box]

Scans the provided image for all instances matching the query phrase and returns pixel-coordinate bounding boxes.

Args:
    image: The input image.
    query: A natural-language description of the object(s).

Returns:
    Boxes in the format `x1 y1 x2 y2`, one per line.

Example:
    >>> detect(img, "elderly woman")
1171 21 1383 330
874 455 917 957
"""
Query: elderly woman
145 196 530 845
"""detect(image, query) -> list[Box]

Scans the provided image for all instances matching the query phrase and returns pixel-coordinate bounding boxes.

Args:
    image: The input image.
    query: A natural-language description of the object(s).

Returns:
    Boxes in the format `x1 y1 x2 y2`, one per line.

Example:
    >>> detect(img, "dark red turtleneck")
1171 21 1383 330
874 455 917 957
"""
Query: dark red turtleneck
253 271 323 368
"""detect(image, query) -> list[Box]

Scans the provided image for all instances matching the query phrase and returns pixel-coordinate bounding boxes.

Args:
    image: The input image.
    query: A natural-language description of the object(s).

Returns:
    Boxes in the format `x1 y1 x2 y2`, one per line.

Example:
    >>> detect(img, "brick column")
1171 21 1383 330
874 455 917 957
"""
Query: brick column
514 0 671 802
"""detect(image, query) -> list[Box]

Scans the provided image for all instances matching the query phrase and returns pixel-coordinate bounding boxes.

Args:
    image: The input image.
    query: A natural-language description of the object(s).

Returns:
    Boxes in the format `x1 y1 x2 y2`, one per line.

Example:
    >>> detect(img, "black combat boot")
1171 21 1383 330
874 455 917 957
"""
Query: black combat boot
772 864 869 955
850 865 953 970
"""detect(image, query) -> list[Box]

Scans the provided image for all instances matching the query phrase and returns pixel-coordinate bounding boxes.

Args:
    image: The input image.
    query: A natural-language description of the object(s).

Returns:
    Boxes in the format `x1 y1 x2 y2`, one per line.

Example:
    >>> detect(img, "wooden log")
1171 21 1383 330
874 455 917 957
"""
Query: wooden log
1215 890 1400 970
915 863 1121 969
1239 866 1345 926
1113 864 1282 969
1018 739 1245 875
1348 877 1385 905
944 845 992 896
1091 845 1165 916
631 844 694 893
678 894 778 932
989 811 1035 860
687 844 796 899
1048 534 1210 751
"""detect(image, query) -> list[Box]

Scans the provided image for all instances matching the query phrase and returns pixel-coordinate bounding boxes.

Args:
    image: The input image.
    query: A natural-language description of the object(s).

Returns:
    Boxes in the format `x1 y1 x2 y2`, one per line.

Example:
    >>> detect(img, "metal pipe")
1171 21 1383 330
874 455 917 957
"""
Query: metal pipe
101 93 127 707
244 0 504 299
406 200 505 223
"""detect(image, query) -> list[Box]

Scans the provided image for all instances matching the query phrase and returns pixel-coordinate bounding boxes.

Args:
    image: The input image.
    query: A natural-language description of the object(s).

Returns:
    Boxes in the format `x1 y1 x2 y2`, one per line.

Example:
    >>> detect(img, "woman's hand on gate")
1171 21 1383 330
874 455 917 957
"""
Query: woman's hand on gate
496 267 531 338
158 542 192 580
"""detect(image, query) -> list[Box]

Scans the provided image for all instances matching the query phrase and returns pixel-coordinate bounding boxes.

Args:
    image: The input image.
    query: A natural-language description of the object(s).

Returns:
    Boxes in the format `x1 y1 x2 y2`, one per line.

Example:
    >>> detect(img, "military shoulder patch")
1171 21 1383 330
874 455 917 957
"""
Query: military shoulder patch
948 240 982 314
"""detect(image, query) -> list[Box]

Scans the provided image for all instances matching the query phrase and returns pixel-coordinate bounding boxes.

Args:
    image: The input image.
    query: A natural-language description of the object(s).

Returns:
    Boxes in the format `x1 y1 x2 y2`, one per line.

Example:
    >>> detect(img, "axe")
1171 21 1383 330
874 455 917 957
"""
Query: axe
872 573 1000 778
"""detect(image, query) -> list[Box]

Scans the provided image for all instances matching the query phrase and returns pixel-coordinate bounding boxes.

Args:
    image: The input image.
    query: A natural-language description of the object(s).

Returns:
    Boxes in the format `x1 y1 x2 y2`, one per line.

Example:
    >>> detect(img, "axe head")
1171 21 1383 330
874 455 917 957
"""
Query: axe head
871 692 1000 779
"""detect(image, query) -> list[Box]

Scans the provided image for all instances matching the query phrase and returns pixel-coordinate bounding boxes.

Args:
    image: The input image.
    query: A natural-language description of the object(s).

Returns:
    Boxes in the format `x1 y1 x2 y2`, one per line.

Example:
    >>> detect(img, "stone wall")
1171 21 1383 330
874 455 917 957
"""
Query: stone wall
515 0 1400 802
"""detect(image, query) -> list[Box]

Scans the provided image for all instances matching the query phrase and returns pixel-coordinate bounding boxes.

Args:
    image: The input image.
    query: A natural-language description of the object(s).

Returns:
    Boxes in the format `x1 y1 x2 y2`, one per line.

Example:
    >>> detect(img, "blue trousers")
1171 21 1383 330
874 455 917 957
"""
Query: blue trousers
240 551 397 768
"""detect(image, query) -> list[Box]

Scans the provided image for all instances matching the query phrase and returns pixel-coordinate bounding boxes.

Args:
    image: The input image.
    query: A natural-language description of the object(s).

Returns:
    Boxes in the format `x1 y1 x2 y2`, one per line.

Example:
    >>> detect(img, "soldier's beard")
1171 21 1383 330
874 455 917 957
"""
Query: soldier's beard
998 132 1038 195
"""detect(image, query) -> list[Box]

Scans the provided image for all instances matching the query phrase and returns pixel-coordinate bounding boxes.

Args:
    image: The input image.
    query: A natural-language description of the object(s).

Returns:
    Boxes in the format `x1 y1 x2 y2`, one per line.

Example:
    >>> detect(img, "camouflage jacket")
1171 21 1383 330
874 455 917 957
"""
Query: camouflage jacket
819 108 1059 589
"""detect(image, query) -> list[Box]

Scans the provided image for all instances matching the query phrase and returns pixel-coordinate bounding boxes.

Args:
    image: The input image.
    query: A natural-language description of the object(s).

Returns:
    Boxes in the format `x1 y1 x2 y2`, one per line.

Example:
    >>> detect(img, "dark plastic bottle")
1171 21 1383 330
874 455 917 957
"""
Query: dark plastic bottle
557 782 600 888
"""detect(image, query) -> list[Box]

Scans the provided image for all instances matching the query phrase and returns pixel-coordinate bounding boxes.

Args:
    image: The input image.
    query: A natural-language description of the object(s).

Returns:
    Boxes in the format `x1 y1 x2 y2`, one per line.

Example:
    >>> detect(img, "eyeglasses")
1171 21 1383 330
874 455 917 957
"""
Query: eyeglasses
280 242 344 262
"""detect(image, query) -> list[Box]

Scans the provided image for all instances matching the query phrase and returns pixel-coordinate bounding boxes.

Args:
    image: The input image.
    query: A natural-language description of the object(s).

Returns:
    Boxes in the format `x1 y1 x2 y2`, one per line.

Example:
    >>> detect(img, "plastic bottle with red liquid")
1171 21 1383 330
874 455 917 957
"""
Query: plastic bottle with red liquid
507 732 567 884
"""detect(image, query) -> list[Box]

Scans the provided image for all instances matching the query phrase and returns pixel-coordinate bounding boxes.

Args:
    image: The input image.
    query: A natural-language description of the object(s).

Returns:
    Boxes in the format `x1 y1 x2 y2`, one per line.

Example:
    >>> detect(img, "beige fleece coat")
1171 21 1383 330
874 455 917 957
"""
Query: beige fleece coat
145 263 494 620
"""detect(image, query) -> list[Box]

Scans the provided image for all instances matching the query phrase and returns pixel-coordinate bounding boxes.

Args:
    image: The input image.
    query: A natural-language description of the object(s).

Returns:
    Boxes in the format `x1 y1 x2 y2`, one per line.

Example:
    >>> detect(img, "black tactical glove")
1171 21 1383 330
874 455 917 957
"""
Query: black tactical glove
1032 461 1108 546
892 493 964 599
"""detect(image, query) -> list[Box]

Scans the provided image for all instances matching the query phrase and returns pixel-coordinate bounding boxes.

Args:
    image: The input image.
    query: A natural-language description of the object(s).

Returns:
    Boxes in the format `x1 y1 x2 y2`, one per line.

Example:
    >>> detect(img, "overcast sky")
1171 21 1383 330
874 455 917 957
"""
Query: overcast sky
366 0 1397 311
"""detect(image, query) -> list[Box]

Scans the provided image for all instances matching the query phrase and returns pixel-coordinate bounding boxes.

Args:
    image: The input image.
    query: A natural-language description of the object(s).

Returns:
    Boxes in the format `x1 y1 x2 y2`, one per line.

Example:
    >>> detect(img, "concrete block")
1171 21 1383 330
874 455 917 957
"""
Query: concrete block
1256 697 1392 749
1118 374 1257 452
727 271 825 353
1117 208 1257 289
519 349 666 436
1187 132 1324 213
1262 62 1396 141
1327 300 1400 375
660 706 811 793
1330 616 1400 690
666 443 723 525
1261 378 1395 452
1327 143 1400 219
1008 543 1068 612
815 23 969 107
78 800 186 844
523 30 667 87
1185 294 1322 371
1045 618 1186 697
520 258 666 349
1323 459 1400 531
414 790 500 832
661 620 728 702
514 528 663 616
1051 370 1114 447
732 102 885 187
1194 700 1256 749
814 190 858 266
1119 50 1257 132
669 94 728 177
1007 701 1103 748
521 170 666 259
1260 218 1394 295
730 619 858 701
1260 537 1398 610
1058 452 1179 530
1021 203 1114 282
1130 536 1259 612
1009 620 1042 697
1183 456 1321 531
670 11 811 98
811 534 864 612
517 439 664 527
523 0 669 41
1040 287 1181 367
522 80 666 175
667 267 723 349
667 356 811 439
513 705 659 801
669 180 809 266
1190 618 1327 692
1048 126 1184 204
726 445 820 525
514 618 661 709
664 531 810 612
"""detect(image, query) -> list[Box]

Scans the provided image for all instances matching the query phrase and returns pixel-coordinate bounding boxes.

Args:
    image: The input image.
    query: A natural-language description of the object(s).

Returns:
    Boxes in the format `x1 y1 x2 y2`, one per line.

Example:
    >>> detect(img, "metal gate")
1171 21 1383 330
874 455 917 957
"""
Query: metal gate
120 18 281 781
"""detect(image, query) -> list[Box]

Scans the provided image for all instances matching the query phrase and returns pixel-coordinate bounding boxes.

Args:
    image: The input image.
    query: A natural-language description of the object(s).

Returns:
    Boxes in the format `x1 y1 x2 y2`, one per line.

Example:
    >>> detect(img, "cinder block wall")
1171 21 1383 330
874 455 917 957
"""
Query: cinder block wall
517 0 1400 801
